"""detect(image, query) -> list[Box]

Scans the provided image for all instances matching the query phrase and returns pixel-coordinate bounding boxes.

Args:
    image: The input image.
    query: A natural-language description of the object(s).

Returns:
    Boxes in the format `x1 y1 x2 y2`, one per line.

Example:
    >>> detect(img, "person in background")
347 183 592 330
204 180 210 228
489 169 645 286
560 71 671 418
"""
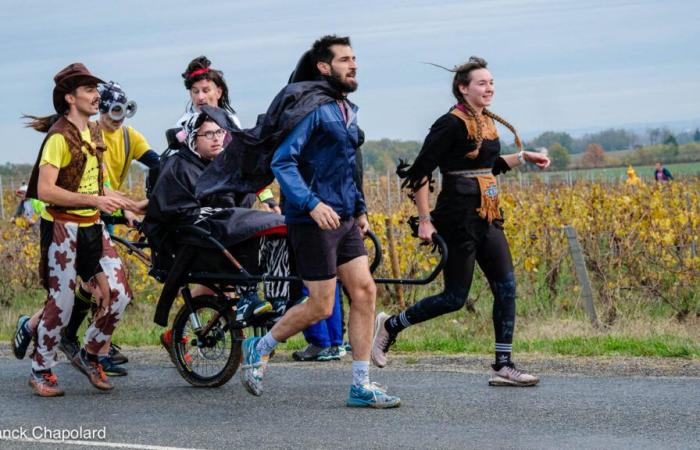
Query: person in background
654 162 673 182
292 282 346 361
625 165 643 186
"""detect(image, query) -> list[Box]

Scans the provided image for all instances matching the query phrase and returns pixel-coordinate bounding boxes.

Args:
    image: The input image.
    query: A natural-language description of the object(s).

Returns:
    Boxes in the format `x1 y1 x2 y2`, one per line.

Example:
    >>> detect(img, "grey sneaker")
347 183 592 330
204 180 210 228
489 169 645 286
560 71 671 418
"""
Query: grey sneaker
292 344 327 361
58 335 80 360
71 349 113 391
371 312 395 368
316 346 342 361
108 343 128 365
489 364 540 387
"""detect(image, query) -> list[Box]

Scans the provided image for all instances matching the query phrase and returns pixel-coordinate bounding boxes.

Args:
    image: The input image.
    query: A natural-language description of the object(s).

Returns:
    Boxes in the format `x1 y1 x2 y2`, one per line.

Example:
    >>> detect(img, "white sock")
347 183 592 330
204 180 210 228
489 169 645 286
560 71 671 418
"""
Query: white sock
256 332 278 356
352 360 370 387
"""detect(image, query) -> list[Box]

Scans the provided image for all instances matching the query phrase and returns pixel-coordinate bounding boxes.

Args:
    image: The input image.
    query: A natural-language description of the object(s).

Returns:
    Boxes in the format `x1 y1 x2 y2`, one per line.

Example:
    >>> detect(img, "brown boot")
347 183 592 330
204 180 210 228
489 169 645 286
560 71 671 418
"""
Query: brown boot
71 349 113 391
28 371 65 397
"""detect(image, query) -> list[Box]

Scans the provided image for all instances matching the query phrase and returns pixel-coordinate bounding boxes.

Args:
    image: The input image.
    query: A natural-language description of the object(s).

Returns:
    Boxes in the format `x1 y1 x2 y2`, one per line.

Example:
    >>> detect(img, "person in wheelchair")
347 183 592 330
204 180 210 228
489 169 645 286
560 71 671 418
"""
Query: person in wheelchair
144 107 302 347
169 55 280 215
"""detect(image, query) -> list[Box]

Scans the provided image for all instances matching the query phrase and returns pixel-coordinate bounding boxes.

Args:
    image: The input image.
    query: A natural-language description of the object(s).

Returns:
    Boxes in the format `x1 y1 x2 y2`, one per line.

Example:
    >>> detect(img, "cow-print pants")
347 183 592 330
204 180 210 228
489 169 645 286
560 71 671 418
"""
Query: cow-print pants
32 220 132 371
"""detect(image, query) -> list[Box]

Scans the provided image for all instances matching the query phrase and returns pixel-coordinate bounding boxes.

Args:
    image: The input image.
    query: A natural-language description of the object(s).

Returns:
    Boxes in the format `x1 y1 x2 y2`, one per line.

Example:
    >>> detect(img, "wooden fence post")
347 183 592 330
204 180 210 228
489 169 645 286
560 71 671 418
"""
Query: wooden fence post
386 169 392 213
385 216 405 309
395 173 401 201
687 192 697 258
0 175 5 220
564 225 599 326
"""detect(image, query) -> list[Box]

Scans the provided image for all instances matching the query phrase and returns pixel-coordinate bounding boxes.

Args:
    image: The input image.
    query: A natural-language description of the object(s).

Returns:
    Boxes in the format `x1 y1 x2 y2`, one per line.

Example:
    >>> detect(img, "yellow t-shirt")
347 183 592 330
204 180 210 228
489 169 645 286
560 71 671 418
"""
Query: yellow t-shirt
39 127 101 222
101 126 150 191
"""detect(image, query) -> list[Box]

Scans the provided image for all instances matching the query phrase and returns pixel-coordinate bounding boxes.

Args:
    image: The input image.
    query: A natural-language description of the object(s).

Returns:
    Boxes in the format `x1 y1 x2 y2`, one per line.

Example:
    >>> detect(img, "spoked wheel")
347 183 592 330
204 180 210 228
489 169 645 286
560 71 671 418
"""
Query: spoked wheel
171 295 243 387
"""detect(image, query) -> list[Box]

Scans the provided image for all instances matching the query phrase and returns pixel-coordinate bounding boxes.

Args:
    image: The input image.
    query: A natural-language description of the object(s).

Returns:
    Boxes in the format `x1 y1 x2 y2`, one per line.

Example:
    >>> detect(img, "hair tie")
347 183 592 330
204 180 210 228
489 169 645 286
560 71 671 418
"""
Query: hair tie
188 67 211 78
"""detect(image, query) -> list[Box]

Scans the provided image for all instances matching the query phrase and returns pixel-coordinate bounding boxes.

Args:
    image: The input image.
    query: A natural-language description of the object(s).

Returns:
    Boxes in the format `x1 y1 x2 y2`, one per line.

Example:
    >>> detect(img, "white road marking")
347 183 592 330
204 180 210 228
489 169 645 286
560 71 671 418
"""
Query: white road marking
0 437 208 450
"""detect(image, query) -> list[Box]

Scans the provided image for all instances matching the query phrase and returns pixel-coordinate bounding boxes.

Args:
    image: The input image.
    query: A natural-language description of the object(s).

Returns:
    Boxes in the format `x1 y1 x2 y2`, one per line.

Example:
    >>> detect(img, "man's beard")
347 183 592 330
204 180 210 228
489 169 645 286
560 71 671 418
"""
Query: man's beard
325 69 358 94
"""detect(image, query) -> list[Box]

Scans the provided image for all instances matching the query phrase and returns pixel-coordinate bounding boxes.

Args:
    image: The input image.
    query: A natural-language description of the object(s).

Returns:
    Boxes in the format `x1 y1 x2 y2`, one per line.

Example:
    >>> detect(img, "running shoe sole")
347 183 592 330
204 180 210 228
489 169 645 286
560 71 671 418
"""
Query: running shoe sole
28 377 64 397
488 376 539 387
346 396 401 408
12 315 31 360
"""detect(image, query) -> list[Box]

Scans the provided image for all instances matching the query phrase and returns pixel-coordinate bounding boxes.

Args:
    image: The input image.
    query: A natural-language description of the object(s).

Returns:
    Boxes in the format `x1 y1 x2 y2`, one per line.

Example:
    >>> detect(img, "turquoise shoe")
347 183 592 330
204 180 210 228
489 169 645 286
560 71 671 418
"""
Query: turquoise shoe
240 337 268 396
346 383 401 408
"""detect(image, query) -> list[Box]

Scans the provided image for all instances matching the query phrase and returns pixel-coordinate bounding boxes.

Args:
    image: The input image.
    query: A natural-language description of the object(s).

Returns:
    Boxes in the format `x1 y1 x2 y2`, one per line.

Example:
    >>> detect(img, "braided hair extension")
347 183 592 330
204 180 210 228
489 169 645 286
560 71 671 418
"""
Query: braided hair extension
457 100 482 159
484 109 523 152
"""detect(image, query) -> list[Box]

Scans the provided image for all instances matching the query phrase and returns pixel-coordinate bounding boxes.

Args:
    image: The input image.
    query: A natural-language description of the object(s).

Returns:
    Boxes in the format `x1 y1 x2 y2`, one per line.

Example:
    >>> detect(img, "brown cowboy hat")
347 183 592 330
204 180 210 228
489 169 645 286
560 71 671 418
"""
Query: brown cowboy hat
52 63 105 114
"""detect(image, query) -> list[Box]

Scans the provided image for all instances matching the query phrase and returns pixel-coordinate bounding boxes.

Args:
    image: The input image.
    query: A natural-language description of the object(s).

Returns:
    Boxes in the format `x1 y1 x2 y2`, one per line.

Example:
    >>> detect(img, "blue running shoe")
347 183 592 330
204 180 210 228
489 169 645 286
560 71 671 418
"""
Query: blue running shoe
98 356 128 377
235 292 272 325
346 383 401 408
240 337 268 396
12 315 32 360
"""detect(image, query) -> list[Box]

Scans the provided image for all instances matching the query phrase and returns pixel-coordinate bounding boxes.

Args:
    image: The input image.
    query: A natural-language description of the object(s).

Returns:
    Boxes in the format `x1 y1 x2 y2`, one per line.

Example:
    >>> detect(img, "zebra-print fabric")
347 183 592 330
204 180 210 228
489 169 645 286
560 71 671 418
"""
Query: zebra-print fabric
258 235 290 300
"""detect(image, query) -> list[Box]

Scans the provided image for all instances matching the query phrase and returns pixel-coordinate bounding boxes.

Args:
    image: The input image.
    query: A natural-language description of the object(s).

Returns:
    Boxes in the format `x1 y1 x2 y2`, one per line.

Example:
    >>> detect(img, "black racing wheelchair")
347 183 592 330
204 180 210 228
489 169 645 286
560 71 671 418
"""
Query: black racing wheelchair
107 216 447 388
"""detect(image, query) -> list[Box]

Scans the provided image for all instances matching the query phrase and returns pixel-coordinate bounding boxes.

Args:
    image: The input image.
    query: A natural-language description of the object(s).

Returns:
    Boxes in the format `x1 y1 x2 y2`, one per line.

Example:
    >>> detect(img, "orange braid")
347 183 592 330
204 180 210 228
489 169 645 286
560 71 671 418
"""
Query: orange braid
459 102 483 159
484 109 523 152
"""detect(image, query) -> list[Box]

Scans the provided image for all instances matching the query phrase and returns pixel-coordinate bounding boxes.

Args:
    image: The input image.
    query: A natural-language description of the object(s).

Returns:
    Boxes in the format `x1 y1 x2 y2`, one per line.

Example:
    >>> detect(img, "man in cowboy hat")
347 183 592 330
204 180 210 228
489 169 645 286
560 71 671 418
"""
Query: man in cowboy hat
15 63 138 397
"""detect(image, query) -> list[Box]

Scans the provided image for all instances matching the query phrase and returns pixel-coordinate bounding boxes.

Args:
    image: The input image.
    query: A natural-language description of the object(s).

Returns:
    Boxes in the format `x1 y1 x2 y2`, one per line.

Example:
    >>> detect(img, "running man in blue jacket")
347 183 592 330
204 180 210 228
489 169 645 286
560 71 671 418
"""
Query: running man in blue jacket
239 35 400 408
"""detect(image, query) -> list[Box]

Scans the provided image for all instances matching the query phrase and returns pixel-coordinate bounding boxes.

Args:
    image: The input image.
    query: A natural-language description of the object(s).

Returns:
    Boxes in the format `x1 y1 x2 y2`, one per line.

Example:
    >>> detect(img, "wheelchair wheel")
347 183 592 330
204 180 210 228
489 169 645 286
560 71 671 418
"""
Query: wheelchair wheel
171 295 243 387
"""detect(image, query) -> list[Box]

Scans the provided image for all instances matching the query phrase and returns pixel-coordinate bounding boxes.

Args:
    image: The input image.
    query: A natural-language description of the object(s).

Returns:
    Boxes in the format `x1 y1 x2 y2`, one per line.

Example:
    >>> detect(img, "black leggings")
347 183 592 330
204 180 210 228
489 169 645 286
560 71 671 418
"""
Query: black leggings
403 223 516 344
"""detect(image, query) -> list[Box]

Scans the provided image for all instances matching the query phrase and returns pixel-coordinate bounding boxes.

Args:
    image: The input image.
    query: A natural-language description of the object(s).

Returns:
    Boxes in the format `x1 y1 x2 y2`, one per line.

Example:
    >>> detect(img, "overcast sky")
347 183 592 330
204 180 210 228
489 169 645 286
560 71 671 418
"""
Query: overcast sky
1 0 698 163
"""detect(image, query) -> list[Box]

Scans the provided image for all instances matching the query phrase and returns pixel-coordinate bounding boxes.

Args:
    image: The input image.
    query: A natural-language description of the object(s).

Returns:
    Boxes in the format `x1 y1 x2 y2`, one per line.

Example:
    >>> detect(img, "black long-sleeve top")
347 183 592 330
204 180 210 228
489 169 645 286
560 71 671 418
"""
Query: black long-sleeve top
398 112 510 192
398 110 512 234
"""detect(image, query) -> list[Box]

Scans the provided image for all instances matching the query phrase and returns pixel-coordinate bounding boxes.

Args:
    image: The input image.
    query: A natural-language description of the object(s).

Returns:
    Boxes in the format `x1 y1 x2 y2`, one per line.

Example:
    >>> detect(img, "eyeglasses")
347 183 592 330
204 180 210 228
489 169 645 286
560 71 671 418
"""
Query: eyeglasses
196 129 227 140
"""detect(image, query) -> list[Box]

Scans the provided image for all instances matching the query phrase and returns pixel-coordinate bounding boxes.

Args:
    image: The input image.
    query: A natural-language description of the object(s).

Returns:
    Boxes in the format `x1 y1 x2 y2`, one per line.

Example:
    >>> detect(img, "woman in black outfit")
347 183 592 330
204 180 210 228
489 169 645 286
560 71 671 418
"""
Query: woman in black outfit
371 57 550 386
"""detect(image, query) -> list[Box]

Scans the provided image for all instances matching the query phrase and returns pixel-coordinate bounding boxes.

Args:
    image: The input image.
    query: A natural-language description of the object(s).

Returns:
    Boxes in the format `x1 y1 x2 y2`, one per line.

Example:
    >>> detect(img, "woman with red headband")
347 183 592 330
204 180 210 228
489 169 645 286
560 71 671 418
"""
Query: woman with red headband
177 56 241 130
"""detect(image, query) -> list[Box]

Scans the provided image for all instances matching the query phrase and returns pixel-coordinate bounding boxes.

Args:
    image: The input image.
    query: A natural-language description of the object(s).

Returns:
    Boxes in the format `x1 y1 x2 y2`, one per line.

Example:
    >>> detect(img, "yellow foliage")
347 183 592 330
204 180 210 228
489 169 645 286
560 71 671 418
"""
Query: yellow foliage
365 177 699 315
0 177 697 319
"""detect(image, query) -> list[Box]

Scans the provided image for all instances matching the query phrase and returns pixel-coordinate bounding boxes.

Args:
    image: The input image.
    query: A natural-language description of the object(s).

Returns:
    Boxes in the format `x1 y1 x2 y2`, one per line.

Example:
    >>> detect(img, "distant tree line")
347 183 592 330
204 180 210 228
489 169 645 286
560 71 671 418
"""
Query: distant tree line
529 127 700 154
3 126 699 177
0 163 32 178
360 126 700 173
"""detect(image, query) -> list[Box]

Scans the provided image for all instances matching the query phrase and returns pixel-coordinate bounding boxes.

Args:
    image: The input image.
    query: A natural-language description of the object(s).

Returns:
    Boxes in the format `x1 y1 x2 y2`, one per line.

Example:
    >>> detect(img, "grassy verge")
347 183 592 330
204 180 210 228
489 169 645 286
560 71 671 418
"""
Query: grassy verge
3 289 697 359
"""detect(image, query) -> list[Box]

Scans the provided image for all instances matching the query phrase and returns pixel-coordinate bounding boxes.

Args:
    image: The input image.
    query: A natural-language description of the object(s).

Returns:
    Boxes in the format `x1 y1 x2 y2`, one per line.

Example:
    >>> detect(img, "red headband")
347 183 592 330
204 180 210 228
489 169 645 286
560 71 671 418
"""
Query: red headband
188 67 211 78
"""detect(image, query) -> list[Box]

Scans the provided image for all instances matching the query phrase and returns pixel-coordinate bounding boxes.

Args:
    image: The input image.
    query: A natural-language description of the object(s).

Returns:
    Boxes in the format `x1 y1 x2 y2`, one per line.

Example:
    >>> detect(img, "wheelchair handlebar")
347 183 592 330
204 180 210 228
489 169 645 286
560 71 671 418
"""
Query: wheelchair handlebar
364 230 382 274
370 232 448 286
101 214 142 229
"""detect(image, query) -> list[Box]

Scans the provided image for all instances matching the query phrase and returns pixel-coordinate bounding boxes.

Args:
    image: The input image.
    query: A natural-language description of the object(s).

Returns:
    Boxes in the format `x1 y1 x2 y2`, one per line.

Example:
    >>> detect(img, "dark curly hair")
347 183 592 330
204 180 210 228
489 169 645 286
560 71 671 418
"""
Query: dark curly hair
311 35 352 66
181 56 235 114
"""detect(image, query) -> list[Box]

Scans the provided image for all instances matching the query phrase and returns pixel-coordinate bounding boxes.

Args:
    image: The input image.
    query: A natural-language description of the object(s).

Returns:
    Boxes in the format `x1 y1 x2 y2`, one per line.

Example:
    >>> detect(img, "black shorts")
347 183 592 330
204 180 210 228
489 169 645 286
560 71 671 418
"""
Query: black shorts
40 219 104 284
287 218 367 281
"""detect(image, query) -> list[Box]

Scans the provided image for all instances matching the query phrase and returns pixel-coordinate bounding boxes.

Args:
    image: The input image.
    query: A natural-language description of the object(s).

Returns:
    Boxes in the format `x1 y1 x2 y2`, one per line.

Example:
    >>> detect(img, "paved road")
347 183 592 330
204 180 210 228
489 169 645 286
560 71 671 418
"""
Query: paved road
0 349 698 450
